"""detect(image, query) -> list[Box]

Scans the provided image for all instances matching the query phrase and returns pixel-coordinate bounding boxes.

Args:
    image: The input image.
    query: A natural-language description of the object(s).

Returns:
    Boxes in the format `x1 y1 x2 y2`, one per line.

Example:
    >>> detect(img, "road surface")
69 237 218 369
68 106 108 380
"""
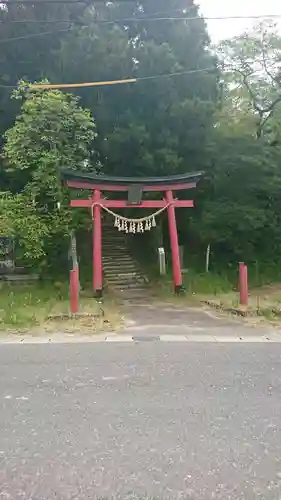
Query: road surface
0 341 281 499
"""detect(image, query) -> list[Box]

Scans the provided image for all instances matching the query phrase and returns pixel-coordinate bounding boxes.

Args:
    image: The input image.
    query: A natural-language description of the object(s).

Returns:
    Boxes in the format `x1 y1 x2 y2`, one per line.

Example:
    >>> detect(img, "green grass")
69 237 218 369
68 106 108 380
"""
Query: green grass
0 281 122 332
182 270 233 295
151 268 234 300
0 282 68 329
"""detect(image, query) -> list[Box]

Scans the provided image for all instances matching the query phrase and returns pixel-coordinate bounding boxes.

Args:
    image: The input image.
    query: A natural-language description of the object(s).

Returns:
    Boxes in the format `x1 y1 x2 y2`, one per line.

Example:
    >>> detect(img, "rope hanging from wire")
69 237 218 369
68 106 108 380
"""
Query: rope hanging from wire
91 202 170 234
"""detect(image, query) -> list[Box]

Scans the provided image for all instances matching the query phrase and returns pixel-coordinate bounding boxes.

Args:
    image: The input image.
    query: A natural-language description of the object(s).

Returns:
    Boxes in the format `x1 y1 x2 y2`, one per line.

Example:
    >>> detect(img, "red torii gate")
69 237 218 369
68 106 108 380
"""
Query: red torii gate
62 170 203 296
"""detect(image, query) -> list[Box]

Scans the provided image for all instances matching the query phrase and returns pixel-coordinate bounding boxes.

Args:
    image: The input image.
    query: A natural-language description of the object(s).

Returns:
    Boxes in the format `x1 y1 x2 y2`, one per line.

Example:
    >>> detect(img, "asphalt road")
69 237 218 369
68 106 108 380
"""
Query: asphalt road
1 342 281 499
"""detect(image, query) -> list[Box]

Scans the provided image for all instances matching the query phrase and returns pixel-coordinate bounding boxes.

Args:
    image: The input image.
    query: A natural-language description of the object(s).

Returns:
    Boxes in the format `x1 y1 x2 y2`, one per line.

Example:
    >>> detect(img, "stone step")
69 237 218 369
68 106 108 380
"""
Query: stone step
103 243 126 247
104 266 136 271
103 232 125 235
106 286 148 293
103 254 134 259
105 281 147 288
103 240 126 244
102 233 126 238
103 237 127 241
103 244 128 247
117 290 152 300
103 255 134 260
103 230 126 234
104 264 140 270
110 285 149 292
102 247 128 252
104 268 148 278
104 273 146 281
104 268 141 274
104 262 137 267
104 274 147 282
105 274 140 280
103 248 129 252
102 255 135 264
104 264 136 269
103 255 133 260
104 265 139 270
103 256 135 260
102 248 129 253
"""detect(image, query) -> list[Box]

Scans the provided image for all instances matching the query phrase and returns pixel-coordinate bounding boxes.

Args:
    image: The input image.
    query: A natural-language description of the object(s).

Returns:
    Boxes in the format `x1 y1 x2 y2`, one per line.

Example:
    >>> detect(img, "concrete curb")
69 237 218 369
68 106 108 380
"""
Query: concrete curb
0 334 281 344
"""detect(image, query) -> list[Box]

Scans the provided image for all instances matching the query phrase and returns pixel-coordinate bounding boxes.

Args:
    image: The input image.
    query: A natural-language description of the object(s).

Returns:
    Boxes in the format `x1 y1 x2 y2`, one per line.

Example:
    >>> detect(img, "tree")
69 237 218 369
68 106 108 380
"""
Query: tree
217 21 281 140
54 0 218 176
3 81 96 204
1 82 97 267
0 0 89 141
195 134 281 262
191 61 281 265
182 21 281 269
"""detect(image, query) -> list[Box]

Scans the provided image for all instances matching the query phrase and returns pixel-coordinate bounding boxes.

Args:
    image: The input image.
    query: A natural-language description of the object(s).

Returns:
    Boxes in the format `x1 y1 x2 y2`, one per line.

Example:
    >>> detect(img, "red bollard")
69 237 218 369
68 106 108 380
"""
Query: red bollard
70 265 79 313
239 262 248 307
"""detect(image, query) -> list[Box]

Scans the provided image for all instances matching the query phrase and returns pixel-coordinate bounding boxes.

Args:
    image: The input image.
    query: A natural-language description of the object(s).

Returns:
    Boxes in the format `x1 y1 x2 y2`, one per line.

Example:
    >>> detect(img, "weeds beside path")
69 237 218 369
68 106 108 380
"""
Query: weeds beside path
0 282 123 335
151 270 281 326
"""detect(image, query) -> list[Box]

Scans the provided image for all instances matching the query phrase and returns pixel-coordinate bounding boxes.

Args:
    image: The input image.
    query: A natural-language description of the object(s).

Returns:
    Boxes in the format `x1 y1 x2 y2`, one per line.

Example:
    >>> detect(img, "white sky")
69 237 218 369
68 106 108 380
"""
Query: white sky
197 0 281 41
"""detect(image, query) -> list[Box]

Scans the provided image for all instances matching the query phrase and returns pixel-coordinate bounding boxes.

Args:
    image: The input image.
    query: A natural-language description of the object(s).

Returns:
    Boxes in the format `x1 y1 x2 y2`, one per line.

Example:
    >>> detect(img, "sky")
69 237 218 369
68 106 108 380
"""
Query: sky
197 0 281 41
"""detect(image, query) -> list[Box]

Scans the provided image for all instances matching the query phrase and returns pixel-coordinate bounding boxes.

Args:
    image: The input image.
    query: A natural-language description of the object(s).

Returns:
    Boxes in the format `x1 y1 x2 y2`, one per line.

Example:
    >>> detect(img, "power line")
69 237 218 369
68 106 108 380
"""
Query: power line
0 27 72 42
2 59 273 90
0 59 273 90
1 14 281 43
0 0 135 3
2 14 281 24
0 8 187 23
30 68 217 88
137 68 218 81
0 0 136 3
0 19 71 23
0 68 218 89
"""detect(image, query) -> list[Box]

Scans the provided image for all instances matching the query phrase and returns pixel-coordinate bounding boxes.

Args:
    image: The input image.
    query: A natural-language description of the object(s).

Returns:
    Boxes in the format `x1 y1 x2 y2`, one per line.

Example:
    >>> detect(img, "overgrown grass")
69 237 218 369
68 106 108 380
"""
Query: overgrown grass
150 267 234 299
148 253 281 300
183 270 233 295
0 282 122 333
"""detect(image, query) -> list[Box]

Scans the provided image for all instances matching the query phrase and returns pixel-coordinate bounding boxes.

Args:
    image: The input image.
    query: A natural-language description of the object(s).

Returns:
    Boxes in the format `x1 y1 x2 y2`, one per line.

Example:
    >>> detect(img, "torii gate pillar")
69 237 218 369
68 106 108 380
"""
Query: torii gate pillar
166 189 182 293
92 189 102 297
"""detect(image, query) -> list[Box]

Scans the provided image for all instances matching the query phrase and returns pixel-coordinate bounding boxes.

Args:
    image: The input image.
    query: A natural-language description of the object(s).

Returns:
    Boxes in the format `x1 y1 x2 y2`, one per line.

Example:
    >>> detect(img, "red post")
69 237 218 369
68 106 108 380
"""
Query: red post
70 265 79 313
239 262 248 307
92 189 103 297
165 190 182 293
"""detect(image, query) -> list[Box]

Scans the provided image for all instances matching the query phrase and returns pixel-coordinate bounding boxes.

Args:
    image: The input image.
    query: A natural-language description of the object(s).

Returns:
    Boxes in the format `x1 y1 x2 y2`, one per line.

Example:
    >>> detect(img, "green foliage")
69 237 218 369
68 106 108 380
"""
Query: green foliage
194 132 281 264
217 21 281 141
1 82 97 268
183 20 281 271
55 3 217 176
0 192 47 260
3 81 96 201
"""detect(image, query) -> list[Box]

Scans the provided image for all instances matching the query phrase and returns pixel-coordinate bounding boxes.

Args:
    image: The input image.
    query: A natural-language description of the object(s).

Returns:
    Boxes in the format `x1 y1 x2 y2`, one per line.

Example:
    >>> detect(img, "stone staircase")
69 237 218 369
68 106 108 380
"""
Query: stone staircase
102 219 151 300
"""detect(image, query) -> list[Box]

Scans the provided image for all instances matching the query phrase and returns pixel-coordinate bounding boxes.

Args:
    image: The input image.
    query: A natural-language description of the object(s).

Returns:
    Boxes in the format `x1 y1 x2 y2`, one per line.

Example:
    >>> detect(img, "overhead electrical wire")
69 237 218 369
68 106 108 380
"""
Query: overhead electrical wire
1 14 281 43
0 68 219 89
0 10 279 87
0 0 136 3
0 27 73 42
30 77 138 88
29 68 218 89
2 14 281 24
0 19 72 23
